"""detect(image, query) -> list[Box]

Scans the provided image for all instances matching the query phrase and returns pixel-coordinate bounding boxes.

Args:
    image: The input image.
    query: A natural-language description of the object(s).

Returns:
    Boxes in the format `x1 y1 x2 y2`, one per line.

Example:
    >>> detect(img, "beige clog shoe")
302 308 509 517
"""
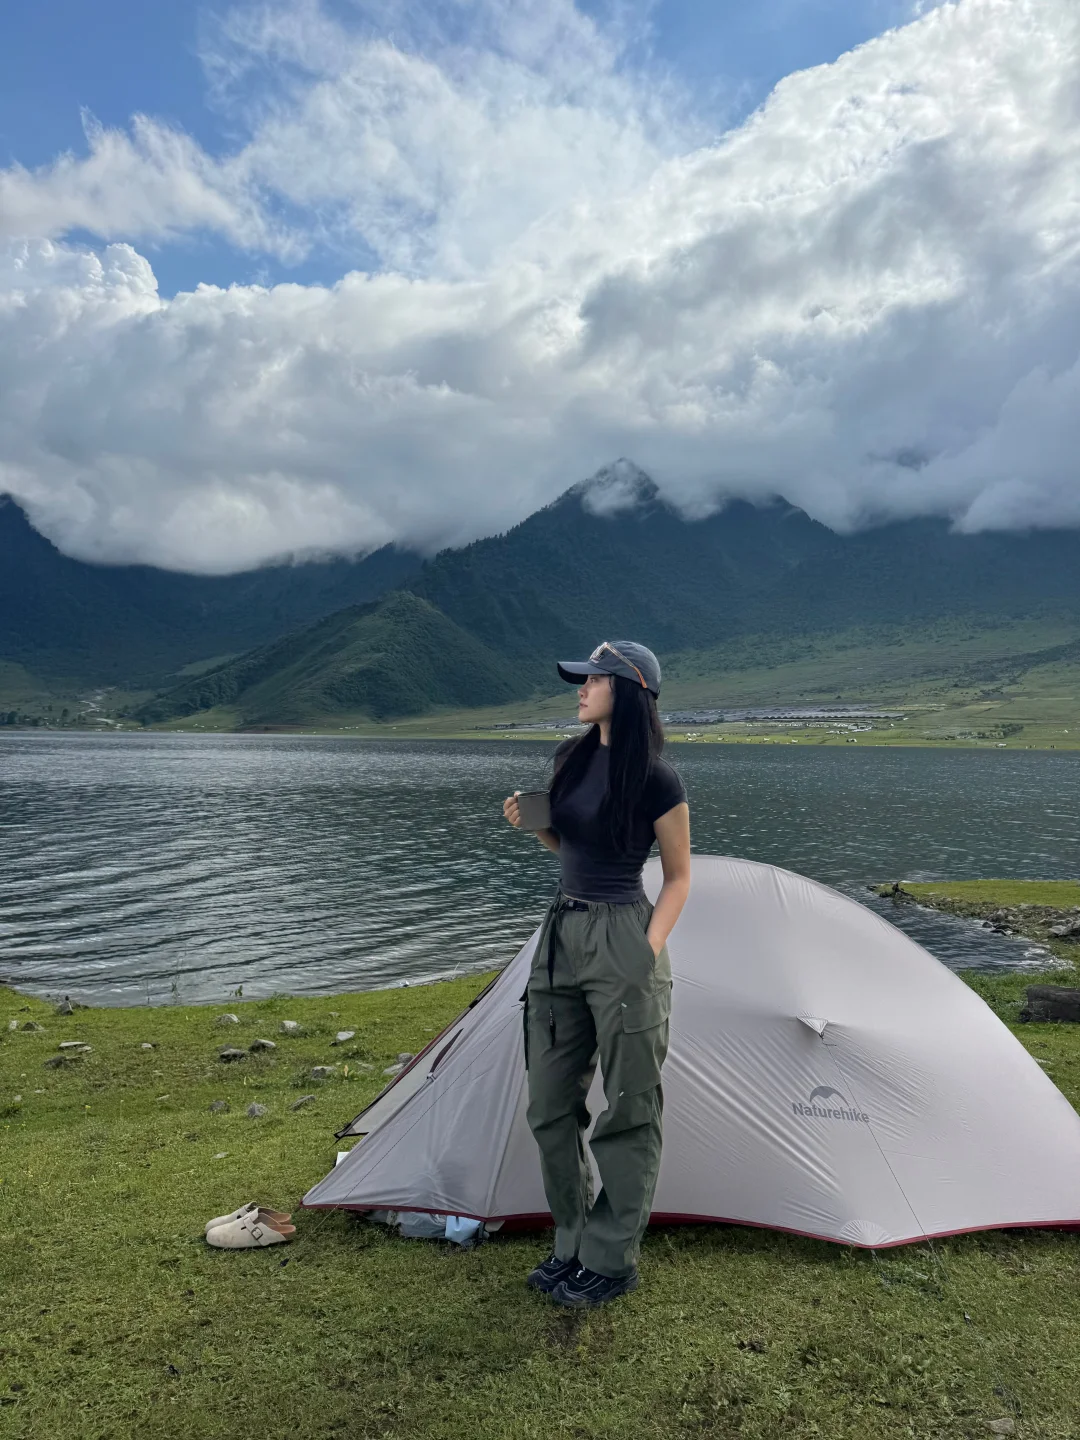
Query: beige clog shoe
204 1202 291 1235
205 1210 296 1248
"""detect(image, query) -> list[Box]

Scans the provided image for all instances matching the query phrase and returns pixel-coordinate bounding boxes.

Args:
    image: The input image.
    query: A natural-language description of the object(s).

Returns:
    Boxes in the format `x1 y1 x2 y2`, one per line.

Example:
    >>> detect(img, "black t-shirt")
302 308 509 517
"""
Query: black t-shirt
550 739 687 904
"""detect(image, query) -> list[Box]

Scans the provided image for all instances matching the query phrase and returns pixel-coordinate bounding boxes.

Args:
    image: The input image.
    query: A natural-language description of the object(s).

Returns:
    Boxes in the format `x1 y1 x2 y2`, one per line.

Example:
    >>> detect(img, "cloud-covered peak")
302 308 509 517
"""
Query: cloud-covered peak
573 460 659 517
2 0 1080 572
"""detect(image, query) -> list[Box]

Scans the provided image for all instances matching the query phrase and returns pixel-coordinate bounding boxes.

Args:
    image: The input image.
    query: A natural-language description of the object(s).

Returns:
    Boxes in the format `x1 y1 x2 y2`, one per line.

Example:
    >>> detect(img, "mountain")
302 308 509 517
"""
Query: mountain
7 463 1080 725
407 466 831 679
406 464 1080 681
0 496 421 683
133 590 522 725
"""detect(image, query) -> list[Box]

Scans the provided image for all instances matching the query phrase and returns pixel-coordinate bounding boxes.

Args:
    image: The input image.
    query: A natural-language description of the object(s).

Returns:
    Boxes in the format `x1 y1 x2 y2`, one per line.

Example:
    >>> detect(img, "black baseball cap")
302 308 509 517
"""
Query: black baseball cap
557 640 662 696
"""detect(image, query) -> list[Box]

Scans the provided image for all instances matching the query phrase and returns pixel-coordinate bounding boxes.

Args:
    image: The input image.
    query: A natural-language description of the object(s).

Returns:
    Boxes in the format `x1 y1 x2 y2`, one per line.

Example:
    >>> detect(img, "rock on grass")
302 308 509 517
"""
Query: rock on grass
218 1048 246 1063
290 1094 316 1110
246 1103 268 1119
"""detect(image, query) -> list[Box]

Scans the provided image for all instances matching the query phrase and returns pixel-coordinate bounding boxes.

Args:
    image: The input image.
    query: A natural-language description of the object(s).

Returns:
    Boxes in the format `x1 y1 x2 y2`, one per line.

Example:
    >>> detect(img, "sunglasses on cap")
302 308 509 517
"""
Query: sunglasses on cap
590 641 649 689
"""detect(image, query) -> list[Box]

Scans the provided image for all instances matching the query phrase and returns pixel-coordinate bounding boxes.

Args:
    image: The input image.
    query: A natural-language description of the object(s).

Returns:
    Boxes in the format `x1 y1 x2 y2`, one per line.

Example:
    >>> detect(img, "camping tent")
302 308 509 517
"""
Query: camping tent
303 856 1080 1247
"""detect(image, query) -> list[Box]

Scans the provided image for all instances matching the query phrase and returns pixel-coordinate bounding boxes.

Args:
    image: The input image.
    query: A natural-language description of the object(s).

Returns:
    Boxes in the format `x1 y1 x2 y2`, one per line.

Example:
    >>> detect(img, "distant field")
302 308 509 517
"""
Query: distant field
150 615 1080 750
6 614 1080 749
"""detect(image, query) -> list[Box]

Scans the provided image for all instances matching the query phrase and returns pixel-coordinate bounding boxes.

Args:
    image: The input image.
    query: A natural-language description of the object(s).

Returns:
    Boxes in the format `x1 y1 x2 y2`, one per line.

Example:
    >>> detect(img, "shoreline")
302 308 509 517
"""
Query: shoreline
5 721 1080 751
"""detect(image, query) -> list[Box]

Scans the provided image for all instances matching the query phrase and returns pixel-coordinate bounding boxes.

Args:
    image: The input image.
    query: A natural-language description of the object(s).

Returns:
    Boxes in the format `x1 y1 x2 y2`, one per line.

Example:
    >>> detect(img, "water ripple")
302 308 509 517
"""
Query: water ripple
1 733 1078 1006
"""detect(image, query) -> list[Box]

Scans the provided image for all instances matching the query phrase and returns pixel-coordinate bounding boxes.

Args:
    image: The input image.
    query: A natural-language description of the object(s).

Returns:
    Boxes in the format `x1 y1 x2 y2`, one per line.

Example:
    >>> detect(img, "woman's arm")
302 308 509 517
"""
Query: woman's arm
646 802 691 955
503 791 561 852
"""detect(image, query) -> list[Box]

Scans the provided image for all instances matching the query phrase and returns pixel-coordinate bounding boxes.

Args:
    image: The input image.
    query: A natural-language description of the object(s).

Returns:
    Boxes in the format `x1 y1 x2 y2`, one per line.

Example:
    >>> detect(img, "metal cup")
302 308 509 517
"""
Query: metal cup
515 790 552 831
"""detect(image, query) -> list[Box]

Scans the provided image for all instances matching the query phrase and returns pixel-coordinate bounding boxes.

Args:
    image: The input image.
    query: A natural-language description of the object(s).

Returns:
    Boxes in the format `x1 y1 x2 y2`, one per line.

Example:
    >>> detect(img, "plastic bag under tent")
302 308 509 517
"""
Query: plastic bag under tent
363 1209 493 1245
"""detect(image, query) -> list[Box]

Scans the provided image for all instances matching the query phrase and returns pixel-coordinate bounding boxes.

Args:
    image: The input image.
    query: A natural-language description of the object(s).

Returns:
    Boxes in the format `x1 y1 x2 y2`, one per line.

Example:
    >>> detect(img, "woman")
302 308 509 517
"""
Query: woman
503 640 691 1308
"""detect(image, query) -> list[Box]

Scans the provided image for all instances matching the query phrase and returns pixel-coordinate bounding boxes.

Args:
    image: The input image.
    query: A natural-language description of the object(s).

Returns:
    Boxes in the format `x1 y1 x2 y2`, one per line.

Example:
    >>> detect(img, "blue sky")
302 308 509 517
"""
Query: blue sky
0 0 920 296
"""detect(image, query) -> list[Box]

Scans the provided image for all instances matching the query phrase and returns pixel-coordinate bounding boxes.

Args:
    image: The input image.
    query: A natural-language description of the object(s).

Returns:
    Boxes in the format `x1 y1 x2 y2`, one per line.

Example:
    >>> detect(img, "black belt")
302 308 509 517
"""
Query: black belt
544 893 590 1046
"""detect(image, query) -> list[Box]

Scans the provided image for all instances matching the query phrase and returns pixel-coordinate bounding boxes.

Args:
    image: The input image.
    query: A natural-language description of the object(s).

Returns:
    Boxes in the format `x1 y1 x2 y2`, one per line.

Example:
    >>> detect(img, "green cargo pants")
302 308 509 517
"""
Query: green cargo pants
524 895 671 1279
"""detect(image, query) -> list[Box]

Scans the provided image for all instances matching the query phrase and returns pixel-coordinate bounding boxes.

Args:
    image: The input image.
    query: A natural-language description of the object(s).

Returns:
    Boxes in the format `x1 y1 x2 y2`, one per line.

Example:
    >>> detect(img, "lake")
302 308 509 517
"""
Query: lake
1 733 1078 1006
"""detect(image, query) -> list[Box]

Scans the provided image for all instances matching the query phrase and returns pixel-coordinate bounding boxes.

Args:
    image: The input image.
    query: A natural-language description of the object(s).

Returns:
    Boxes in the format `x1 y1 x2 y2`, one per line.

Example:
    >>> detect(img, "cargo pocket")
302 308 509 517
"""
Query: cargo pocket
621 988 671 1033
616 985 671 1096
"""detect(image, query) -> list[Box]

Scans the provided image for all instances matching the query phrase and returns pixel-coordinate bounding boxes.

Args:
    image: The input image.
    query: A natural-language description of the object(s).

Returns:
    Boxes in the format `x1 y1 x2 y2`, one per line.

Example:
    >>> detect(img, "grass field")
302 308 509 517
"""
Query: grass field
901 881 1080 909
5 616 1080 750
145 617 1080 750
5 887 1080 1440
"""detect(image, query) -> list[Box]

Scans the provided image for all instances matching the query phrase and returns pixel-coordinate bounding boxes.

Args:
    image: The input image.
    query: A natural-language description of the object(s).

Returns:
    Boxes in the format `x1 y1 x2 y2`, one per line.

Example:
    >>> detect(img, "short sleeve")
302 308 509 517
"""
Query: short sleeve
644 758 687 823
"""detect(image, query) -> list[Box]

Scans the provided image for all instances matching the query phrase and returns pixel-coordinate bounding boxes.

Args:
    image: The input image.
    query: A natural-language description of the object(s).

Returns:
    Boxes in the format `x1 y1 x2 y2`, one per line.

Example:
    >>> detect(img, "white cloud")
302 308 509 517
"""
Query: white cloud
2 0 1080 571
0 113 289 257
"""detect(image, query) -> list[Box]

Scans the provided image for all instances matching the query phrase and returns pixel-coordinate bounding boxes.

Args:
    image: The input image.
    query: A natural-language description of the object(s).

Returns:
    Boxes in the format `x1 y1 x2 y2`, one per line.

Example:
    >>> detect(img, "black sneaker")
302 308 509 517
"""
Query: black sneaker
526 1254 580 1294
549 1265 639 1308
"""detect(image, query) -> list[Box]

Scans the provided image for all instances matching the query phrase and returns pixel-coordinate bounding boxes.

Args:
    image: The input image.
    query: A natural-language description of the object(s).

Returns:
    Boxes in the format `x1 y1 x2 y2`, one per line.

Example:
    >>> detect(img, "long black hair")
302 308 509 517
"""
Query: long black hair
549 675 665 853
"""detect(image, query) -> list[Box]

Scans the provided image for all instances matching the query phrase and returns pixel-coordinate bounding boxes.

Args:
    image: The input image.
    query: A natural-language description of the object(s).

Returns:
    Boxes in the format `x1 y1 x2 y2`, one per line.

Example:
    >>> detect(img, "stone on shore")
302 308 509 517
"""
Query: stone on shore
56 998 74 1016
1020 986 1080 1024
216 1014 240 1026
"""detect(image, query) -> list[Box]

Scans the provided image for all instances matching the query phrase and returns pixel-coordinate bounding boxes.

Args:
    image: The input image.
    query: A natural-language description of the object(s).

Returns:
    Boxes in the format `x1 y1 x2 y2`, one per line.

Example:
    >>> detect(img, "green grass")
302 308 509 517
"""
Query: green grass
5 931 1080 1440
9 614 1080 750
904 881 1080 909
140 615 1080 750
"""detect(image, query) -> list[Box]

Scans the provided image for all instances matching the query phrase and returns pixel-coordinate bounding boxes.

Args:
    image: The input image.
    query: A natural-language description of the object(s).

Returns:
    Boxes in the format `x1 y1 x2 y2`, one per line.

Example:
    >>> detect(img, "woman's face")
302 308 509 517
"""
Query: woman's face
577 673 614 725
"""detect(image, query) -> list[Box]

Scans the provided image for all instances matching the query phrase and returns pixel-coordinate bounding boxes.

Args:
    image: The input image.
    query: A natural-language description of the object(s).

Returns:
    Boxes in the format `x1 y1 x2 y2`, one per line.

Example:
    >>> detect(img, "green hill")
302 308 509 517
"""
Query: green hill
0 496 421 685
134 590 523 726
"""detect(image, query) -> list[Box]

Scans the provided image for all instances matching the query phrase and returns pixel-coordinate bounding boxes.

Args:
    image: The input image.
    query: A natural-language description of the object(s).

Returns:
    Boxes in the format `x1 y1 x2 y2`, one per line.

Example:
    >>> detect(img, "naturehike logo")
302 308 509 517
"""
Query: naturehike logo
792 1085 869 1124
